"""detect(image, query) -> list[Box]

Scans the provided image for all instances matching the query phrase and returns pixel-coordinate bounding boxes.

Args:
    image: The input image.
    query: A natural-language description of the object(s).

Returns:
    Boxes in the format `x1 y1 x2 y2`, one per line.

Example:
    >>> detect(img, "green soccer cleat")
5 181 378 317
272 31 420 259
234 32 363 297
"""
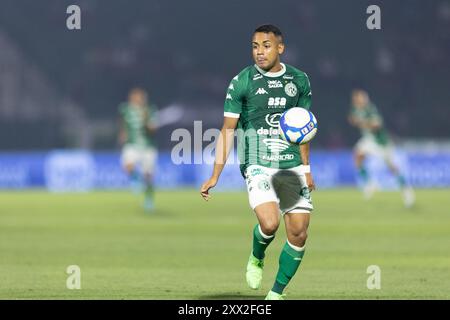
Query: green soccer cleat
265 290 286 300
246 253 264 290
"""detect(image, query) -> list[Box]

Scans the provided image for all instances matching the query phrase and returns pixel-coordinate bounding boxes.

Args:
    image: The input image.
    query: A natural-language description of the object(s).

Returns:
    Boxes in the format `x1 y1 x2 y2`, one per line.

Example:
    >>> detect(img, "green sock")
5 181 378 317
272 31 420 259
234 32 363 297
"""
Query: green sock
358 166 369 183
130 170 140 183
145 183 154 199
396 174 406 188
252 224 275 260
272 241 305 294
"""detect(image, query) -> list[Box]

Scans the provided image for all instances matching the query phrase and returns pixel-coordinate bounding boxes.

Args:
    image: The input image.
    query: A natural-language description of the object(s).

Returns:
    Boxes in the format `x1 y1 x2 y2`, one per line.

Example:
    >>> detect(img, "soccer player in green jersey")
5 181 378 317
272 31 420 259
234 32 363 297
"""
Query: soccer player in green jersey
200 25 315 300
118 88 158 211
348 89 415 207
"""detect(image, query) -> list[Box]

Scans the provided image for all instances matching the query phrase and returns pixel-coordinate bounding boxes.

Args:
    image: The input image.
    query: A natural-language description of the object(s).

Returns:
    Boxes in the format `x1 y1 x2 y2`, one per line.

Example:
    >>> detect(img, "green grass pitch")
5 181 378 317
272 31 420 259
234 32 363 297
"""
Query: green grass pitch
0 189 449 299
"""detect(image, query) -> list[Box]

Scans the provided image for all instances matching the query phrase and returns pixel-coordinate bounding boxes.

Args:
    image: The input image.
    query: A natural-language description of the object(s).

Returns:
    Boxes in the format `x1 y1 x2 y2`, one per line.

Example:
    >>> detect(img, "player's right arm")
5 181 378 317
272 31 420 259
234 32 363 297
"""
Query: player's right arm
118 119 127 145
348 114 357 126
145 105 158 134
200 72 246 201
200 117 238 201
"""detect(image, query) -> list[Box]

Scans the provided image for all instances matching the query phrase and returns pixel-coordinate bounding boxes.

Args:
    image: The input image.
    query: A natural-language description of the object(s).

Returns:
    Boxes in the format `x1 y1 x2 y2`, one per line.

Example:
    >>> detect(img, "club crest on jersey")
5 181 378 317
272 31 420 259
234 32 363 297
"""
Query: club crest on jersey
284 82 297 97
255 88 268 95
267 80 283 88
258 180 271 191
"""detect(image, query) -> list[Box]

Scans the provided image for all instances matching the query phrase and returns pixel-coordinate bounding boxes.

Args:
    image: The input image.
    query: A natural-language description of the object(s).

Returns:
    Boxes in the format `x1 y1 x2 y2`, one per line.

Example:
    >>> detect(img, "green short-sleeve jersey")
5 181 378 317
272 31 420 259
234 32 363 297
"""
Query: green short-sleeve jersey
119 103 158 148
350 102 389 145
223 63 312 175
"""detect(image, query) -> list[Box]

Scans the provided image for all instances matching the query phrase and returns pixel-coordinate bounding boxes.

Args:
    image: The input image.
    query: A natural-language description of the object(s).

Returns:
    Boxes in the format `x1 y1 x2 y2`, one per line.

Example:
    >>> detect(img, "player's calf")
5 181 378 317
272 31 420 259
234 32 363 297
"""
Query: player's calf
267 213 310 298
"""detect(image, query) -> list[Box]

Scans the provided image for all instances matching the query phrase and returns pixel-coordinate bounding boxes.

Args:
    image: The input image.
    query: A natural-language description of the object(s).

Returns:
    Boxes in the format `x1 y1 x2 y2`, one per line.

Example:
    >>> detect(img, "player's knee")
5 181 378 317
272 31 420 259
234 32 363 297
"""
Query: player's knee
143 172 153 180
260 220 279 236
290 229 308 246
125 163 135 173
387 162 398 174
354 153 364 166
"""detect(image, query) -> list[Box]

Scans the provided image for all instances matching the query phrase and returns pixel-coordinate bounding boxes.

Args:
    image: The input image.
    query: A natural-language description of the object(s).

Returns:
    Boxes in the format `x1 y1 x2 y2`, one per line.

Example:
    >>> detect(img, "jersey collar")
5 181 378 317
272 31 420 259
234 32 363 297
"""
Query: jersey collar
254 62 286 78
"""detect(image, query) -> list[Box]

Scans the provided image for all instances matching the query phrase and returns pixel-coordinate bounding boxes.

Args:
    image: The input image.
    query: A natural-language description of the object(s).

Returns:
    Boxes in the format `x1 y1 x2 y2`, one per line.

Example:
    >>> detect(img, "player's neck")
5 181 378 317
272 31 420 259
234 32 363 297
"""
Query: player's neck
255 61 285 77
267 62 282 73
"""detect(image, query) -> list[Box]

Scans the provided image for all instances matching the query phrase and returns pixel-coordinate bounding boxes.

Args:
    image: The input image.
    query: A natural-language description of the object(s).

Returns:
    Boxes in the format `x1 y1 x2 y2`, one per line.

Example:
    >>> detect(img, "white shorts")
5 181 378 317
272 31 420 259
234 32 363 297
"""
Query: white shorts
355 136 394 161
121 145 157 174
244 164 313 214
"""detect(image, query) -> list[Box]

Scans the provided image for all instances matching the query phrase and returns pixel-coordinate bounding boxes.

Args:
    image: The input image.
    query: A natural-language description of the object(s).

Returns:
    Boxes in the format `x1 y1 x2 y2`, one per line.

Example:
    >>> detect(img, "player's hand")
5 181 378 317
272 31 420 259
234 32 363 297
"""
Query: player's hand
200 177 218 201
305 172 315 192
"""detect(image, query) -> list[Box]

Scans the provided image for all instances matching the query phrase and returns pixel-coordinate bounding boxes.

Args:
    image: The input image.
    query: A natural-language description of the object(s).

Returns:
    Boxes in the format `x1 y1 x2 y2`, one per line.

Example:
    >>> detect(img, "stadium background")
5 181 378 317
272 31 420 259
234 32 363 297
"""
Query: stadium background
0 0 449 299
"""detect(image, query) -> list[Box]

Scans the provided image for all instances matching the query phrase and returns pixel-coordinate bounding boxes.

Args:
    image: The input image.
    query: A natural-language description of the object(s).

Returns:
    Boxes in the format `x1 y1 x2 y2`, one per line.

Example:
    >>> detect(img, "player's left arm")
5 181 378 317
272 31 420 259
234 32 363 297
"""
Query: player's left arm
296 72 312 110
300 143 315 191
145 106 158 134
296 72 315 191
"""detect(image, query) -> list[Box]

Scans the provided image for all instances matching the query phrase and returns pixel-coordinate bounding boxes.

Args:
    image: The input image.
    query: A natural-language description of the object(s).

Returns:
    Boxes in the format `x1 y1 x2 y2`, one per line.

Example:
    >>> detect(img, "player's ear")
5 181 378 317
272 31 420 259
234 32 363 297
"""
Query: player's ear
277 41 285 55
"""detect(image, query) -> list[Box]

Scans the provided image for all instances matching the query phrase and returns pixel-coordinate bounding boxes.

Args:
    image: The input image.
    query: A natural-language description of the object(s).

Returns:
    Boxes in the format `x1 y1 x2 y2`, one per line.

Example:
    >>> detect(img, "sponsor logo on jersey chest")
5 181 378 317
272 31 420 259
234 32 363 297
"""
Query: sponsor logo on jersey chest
268 97 286 108
265 113 281 127
267 80 283 88
257 113 281 136
262 153 294 161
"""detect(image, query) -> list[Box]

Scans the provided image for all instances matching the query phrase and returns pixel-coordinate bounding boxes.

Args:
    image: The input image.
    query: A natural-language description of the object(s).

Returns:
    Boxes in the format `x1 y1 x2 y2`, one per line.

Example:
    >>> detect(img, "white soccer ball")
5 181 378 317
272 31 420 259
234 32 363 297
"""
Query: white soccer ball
278 107 318 144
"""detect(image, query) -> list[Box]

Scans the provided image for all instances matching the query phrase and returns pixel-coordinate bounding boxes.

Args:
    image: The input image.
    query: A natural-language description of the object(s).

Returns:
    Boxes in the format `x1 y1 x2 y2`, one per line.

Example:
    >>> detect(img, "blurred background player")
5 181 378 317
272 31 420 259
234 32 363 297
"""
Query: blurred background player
348 89 415 207
118 88 158 211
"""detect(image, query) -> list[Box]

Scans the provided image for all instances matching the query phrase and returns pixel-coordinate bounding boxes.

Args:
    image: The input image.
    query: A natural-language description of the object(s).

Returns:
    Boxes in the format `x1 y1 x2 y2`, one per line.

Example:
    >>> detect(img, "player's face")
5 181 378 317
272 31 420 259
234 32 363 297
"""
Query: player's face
129 91 147 107
352 91 368 109
252 32 284 71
